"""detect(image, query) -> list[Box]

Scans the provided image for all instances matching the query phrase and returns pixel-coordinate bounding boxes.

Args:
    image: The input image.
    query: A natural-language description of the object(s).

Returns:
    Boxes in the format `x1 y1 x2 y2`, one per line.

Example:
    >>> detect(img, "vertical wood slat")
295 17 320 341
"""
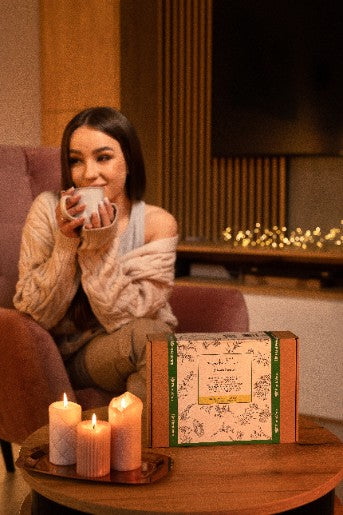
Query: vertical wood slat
158 1 287 242
160 1 170 208
184 0 192 239
256 157 263 225
233 158 241 230
213 156 287 236
271 157 279 225
177 2 185 238
248 158 256 229
266 157 272 228
171 0 178 215
191 0 199 237
159 0 212 241
227 158 234 232
279 157 287 229
205 0 213 240
199 0 209 239
156 0 163 207
212 155 219 239
241 158 248 230
218 157 227 237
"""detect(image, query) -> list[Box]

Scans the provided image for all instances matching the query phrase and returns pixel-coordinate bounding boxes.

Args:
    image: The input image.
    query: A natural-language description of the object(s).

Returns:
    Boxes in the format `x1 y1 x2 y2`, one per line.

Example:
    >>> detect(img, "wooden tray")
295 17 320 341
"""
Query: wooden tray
16 444 172 485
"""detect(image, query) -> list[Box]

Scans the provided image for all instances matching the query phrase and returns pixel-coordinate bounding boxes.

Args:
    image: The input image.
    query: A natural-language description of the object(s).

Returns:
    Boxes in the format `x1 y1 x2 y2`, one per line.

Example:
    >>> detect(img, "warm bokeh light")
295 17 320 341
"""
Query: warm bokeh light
222 221 343 251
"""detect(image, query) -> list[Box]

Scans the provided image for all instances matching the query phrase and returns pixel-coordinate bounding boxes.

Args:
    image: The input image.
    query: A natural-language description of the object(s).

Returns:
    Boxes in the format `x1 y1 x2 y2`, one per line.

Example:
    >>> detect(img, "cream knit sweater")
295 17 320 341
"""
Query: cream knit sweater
14 191 178 334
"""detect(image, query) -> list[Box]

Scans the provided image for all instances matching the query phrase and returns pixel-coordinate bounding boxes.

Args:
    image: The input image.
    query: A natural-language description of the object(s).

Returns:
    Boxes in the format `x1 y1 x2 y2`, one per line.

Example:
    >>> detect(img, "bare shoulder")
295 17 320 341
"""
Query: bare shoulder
145 204 178 242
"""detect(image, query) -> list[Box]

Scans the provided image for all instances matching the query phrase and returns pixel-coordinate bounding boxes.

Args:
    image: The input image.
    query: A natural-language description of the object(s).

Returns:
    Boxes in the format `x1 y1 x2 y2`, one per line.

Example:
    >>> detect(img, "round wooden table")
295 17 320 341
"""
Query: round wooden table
19 411 343 514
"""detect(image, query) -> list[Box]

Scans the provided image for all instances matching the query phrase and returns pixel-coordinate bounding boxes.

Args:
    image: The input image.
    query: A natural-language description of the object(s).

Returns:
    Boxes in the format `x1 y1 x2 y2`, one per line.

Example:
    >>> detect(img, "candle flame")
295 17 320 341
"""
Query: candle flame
63 392 68 408
120 397 127 410
92 413 97 429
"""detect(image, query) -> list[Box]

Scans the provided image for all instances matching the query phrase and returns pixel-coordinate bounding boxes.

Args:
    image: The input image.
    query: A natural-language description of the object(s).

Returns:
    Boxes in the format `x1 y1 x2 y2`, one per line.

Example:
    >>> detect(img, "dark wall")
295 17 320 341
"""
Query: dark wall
212 0 343 156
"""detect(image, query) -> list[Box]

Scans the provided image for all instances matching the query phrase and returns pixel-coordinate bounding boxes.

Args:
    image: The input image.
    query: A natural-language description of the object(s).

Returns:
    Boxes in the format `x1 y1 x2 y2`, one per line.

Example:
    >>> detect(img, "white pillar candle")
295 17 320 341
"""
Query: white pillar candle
49 393 81 465
108 392 143 471
76 414 111 477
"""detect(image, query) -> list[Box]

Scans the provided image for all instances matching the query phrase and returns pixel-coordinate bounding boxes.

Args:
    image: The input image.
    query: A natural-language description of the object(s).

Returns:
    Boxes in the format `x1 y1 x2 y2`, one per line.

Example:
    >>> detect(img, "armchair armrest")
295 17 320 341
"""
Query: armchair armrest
0 308 75 443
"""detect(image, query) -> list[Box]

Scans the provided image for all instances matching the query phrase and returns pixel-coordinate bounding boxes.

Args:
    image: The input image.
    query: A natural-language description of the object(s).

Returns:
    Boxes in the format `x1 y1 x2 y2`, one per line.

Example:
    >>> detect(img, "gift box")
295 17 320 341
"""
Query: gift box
146 331 299 447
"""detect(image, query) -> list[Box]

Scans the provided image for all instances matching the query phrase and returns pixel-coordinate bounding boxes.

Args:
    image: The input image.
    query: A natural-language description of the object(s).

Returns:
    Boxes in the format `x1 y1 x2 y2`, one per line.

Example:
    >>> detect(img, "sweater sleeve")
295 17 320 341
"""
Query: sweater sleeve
77 235 178 333
13 192 80 329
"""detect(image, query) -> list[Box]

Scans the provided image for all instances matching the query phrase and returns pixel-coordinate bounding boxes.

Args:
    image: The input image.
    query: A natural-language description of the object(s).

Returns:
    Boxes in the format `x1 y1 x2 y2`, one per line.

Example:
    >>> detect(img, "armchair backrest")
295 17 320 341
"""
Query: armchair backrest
0 145 61 307
170 282 249 332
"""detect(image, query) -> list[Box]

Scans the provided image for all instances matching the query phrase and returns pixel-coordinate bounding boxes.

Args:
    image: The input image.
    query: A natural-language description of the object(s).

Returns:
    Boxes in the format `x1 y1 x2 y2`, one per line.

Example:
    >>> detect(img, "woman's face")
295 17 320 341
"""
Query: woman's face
69 126 128 203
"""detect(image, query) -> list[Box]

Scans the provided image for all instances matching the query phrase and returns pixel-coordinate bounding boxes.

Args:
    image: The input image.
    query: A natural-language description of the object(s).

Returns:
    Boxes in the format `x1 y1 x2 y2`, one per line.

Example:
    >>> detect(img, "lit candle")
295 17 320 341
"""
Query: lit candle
76 413 111 477
49 393 82 465
108 392 143 471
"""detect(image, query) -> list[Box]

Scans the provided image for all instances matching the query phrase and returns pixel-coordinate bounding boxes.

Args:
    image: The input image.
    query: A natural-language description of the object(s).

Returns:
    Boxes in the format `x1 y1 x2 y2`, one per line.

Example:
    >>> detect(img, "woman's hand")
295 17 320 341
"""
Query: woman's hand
84 197 115 230
56 188 85 238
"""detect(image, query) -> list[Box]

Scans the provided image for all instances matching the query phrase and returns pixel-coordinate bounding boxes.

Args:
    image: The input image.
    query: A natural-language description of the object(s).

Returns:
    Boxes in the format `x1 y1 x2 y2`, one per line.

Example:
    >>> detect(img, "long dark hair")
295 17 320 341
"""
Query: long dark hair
61 107 146 330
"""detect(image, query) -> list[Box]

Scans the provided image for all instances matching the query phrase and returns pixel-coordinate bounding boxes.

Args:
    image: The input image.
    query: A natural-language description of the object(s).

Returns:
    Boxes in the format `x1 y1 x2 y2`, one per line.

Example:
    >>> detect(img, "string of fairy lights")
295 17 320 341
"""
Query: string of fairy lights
222 220 343 251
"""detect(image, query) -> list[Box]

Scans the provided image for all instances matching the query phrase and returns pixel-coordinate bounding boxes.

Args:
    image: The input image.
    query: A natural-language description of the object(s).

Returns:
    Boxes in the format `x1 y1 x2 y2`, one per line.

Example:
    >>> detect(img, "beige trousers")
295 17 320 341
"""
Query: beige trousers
66 318 171 404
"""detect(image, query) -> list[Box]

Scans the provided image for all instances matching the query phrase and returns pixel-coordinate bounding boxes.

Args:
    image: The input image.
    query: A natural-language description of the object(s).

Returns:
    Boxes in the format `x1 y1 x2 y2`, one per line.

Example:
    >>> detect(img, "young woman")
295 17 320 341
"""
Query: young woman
14 106 178 403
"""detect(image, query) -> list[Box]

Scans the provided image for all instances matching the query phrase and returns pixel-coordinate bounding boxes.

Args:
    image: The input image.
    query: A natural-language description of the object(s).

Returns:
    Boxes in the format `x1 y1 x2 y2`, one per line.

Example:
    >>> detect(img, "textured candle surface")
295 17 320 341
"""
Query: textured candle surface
76 419 111 477
108 392 143 471
49 400 81 465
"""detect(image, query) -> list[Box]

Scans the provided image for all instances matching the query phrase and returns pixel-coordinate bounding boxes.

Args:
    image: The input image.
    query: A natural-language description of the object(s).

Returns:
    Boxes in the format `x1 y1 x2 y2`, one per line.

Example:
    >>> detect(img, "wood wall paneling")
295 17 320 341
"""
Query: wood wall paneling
40 0 121 146
159 0 213 241
120 0 160 205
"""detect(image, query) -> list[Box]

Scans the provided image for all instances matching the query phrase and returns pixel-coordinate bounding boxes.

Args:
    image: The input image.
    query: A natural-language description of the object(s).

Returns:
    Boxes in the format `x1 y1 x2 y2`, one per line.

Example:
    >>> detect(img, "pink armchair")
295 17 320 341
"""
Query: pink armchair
0 145 249 472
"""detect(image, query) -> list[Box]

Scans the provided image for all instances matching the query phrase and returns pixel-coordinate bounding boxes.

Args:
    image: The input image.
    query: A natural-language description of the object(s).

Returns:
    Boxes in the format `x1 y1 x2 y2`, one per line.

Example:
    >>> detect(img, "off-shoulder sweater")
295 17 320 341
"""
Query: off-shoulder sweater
13 191 178 339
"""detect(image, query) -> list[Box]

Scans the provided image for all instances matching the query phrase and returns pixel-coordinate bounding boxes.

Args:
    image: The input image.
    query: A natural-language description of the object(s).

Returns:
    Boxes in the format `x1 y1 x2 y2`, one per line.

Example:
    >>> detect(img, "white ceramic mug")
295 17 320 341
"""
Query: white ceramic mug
60 186 104 224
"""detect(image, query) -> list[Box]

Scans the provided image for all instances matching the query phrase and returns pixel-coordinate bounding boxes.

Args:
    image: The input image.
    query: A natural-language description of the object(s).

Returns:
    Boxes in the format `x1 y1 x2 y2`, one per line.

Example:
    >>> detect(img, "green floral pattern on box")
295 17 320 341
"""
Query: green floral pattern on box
168 332 280 446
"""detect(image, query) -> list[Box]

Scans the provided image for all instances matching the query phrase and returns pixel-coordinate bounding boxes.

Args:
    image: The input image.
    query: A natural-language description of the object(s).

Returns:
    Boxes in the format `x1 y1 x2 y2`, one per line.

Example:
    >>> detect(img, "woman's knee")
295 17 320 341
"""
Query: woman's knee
130 318 171 366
